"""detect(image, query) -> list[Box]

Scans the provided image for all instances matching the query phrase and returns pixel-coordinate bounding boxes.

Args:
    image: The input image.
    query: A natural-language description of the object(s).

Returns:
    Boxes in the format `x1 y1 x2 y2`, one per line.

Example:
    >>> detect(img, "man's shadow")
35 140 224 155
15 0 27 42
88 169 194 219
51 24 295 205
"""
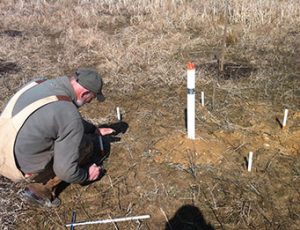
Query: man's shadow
95 121 129 166
54 121 129 196
165 204 215 230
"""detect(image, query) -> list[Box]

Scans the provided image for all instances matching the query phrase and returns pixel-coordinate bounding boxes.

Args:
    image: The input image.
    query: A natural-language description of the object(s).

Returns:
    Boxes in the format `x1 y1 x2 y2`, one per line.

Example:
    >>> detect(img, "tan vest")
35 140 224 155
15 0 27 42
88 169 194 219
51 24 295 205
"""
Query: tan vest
0 81 67 182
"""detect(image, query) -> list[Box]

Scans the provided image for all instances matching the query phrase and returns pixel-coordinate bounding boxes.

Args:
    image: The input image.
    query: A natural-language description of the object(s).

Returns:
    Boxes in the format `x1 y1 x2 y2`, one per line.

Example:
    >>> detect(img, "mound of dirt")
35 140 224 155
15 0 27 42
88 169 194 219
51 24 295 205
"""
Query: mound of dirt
153 131 228 167
278 129 300 155
153 110 300 168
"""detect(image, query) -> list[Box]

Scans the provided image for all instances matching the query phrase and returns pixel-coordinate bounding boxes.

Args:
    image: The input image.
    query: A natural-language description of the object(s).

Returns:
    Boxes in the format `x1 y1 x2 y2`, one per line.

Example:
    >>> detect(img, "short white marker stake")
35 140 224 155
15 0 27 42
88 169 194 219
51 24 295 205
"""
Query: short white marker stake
187 62 196 140
116 107 121 121
282 109 288 128
248 151 253 172
201 91 205 107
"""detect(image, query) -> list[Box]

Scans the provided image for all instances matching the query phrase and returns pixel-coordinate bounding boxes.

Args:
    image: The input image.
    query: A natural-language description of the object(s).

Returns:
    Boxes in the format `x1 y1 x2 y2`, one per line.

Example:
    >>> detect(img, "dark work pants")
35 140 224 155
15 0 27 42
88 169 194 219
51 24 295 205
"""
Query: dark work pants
24 134 102 200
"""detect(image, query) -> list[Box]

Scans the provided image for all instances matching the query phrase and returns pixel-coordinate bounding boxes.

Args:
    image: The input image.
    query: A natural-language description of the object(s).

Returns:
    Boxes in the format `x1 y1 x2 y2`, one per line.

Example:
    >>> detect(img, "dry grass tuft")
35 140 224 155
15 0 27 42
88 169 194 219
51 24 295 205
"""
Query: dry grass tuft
0 177 24 229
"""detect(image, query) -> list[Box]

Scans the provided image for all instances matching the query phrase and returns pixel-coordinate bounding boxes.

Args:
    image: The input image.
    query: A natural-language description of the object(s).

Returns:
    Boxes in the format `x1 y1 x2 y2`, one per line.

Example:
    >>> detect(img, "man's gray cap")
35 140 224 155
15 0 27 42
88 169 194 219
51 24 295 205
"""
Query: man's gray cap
75 68 105 102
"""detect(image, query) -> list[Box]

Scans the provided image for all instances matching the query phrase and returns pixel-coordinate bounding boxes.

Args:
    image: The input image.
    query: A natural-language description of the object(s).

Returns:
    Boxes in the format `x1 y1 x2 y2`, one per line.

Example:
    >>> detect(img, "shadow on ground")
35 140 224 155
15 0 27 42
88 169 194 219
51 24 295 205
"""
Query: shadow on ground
165 204 215 230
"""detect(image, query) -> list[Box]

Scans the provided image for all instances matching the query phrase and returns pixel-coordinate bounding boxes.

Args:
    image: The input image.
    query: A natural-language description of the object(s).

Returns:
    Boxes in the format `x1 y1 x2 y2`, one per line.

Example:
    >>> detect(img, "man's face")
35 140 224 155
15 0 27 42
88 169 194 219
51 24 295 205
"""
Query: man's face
75 92 96 107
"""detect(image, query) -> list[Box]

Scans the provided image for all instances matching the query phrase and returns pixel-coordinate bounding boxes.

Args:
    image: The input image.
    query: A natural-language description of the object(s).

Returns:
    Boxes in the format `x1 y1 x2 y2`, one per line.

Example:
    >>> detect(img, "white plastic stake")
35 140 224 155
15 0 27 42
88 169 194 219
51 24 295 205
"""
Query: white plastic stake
116 107 121 121
248 151 253 172
282 109 288 128
201 91 204 107
187 62 196 139
65 215 151 227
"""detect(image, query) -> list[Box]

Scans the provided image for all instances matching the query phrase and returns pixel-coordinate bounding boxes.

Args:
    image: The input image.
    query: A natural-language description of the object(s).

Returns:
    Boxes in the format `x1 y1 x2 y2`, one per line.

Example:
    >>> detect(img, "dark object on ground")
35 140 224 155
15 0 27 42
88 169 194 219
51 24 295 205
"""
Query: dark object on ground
99 121 129 135
1 30 23 37
19 187 61 208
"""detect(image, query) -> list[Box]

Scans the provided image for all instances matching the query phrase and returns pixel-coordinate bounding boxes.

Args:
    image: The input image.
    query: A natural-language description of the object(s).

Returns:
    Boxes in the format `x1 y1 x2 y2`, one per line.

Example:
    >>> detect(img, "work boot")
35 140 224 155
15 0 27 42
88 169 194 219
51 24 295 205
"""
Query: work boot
20 175 62 208
20 188 61 208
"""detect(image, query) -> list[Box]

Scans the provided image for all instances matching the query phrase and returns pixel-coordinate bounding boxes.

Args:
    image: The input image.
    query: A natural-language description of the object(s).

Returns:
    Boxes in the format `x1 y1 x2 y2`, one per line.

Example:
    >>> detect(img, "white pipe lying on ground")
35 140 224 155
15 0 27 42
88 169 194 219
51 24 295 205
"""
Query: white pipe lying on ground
248 151 253 172
187 62 196 140
282 109 288 128
65 215 151 227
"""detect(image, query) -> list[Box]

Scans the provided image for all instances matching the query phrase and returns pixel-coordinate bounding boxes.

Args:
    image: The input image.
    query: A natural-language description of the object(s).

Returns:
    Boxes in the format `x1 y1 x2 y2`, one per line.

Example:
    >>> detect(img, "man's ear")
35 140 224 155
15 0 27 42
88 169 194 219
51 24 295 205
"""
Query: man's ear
81 91 90 99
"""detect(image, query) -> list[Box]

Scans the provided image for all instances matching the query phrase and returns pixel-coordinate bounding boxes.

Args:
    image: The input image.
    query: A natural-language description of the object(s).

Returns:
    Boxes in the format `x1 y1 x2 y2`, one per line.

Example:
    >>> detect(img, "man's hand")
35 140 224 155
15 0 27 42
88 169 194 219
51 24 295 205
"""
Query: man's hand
96 127 115 136
88 163 101 181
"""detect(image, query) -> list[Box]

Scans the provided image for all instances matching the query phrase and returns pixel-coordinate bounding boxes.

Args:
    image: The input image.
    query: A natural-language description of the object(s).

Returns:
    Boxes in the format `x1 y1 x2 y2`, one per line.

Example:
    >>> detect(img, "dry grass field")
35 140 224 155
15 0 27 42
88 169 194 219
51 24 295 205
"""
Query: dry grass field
0 0 300 229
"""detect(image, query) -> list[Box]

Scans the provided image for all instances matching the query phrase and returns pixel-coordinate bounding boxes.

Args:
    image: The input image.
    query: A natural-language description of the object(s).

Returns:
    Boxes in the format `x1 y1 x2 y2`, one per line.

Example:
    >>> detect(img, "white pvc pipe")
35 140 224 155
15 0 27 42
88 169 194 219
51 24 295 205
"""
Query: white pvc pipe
248 151 253 172
187 62 196 139
201 91 204 107
282 109 288 128
116 107 121 121
65 215 151 227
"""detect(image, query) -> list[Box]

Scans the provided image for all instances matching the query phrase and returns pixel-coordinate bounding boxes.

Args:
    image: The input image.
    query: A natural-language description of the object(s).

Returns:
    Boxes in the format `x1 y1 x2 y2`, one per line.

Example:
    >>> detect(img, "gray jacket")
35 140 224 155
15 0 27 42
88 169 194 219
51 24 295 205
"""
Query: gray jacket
13 76 96 183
